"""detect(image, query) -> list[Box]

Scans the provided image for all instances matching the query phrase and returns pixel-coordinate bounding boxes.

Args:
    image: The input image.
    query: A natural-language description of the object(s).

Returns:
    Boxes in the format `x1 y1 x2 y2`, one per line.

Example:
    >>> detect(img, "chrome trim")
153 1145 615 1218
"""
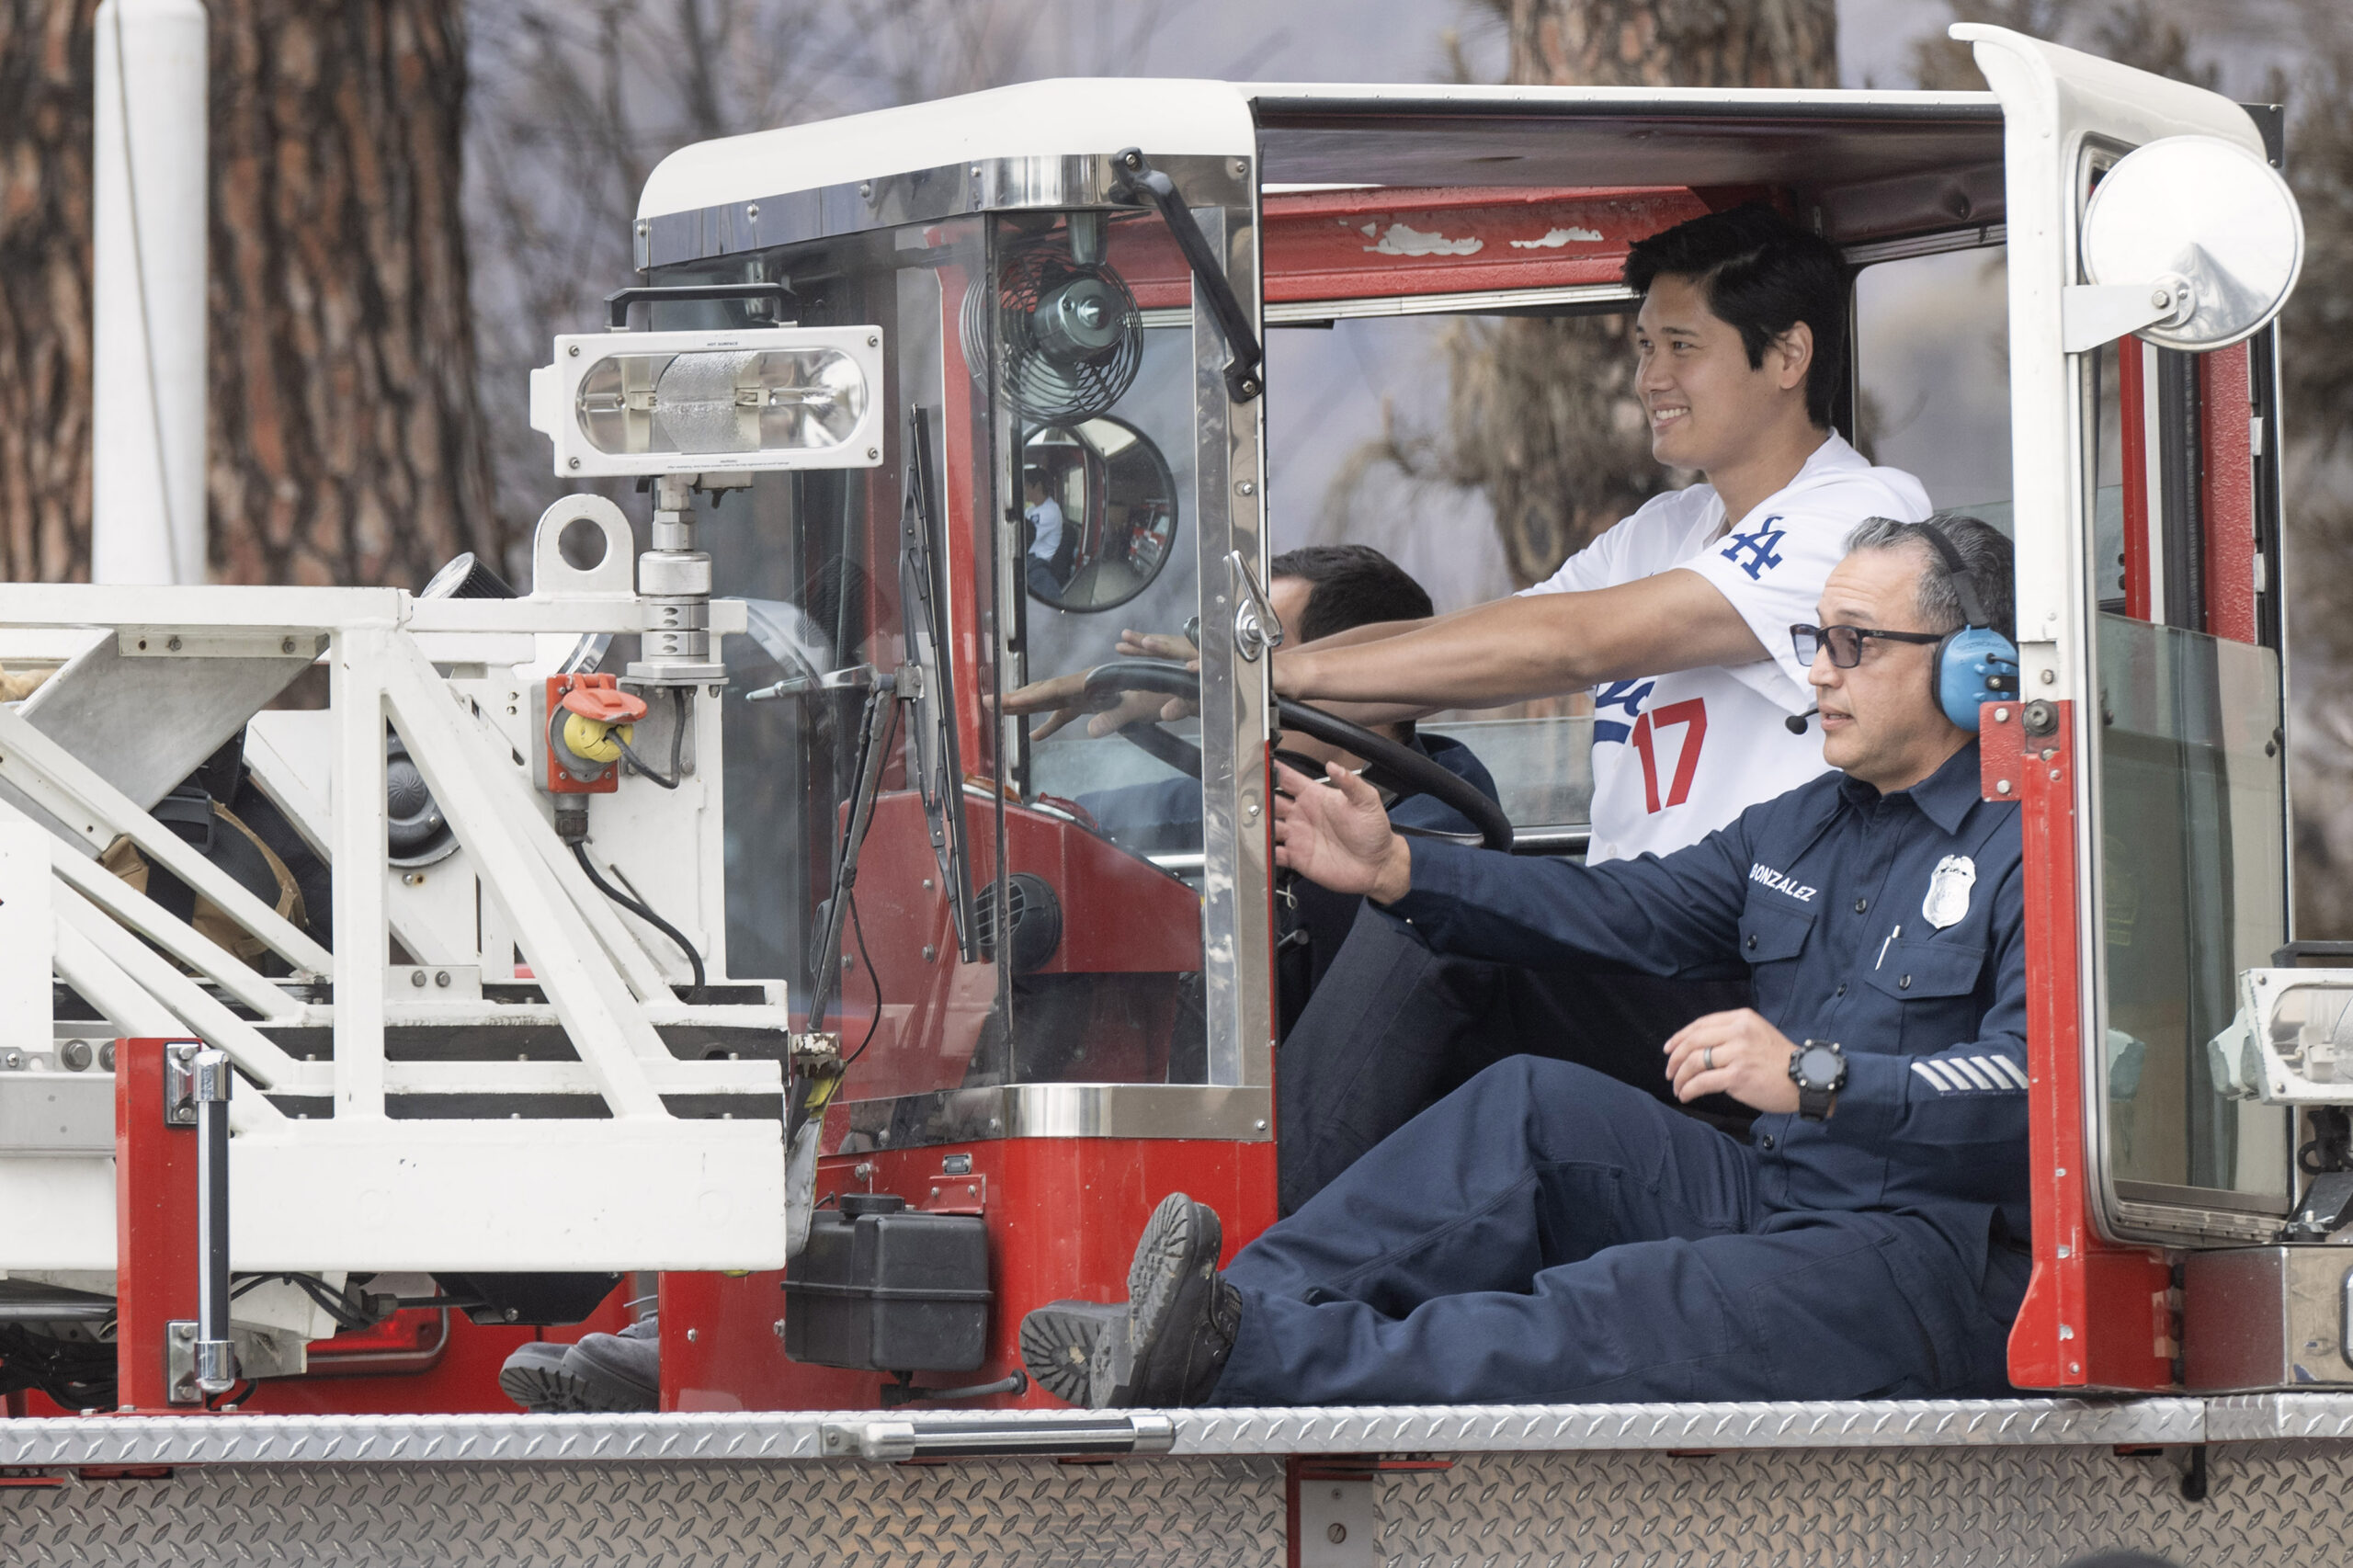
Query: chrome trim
835 1083 1272 1148
1842 222 2007 267
639 155 1252 270
1141 281 1640 330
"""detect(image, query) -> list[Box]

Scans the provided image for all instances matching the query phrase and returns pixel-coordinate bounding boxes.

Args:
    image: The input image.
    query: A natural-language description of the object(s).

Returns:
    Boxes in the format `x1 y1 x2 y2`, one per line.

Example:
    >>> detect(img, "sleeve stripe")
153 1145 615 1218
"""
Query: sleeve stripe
1911 1061 1954 1093
1993 1056 2031 1089
1947 1057 1996 1090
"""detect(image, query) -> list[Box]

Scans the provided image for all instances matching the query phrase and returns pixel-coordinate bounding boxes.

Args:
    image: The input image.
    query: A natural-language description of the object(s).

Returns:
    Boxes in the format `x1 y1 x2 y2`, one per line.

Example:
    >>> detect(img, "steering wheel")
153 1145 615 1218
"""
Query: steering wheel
1076 660 1514 853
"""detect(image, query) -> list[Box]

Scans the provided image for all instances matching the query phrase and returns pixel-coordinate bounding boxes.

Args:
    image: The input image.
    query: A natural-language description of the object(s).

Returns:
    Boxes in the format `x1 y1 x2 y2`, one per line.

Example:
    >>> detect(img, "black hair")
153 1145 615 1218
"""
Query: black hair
1845 513 2016 644
1621 202 1850 428
1270 544 1435 644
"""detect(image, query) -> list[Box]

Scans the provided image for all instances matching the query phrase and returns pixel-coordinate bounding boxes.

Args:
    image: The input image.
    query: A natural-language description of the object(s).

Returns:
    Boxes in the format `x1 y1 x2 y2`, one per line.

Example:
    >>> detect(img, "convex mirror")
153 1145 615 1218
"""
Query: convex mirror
2081 135 2303 352
1020 416 1180 614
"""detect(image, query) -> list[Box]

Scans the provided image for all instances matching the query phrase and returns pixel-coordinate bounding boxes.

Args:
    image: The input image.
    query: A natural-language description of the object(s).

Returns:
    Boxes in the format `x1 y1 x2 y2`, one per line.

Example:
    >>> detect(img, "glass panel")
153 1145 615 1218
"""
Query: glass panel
990 210 1210 1086
1854 246 2011 511
2097 613 2290 1205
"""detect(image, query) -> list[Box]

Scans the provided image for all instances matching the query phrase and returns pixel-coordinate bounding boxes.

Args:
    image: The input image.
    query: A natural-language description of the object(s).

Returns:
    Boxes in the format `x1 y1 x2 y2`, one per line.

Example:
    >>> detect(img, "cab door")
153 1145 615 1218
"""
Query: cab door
1962 24 2294 1388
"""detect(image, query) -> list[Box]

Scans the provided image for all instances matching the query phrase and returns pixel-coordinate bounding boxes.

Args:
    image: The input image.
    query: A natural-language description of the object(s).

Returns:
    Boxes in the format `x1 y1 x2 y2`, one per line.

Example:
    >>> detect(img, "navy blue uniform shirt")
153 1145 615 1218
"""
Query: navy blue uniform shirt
1389 741 2025 1270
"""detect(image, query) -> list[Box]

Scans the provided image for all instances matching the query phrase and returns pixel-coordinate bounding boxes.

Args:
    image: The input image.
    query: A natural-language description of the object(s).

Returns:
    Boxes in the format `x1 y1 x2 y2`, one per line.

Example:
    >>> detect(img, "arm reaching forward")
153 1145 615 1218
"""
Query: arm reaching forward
1271 569 1765 716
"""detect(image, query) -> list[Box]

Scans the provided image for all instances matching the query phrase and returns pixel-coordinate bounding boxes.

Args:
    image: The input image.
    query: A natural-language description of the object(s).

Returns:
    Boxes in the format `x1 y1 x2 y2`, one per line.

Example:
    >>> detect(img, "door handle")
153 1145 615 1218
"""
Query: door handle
1227 550 1283 663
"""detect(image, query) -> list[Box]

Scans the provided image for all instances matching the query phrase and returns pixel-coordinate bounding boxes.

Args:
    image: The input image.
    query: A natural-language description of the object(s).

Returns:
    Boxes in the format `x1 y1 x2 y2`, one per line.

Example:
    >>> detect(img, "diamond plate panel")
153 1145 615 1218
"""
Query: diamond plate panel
1370 1440 2353 1568
1176 1398 2203 1453
0 1456 1286 1567
0 1400 2204 1469
2205 1392 2353 1440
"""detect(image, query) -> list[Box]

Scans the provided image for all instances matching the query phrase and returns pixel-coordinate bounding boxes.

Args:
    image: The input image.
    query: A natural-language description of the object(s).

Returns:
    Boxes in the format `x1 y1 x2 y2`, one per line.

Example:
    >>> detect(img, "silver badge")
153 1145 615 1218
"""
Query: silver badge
1921 854 1976 930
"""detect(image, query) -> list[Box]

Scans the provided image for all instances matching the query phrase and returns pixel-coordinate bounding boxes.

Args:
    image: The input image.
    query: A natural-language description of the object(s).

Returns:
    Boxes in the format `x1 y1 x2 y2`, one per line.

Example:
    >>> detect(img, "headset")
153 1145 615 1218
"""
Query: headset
1915 522 2019 732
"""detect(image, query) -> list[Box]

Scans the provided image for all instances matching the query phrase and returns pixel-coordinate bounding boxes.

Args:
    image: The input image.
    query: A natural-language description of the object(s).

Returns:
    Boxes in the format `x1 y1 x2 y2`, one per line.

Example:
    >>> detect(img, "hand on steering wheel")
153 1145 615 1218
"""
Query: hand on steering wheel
1079 660 1514 853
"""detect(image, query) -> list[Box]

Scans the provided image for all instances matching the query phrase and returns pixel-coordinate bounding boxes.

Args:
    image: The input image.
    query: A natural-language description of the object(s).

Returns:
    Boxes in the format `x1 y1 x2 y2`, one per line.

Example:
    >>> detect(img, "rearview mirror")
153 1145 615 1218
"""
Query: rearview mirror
1021 416 1180 615
2079 135 2303 352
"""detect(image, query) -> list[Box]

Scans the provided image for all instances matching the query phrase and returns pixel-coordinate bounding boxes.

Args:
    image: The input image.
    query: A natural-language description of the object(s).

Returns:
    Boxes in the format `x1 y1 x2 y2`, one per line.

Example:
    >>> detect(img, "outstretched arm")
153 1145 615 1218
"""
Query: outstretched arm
1271 569 1764 715
1272 759 1752 974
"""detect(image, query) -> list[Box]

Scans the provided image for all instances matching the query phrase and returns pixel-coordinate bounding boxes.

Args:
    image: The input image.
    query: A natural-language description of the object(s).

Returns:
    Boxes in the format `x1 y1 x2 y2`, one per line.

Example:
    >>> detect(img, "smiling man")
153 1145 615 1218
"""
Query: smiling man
1267 204 1932 1211
1019 516 2029 1410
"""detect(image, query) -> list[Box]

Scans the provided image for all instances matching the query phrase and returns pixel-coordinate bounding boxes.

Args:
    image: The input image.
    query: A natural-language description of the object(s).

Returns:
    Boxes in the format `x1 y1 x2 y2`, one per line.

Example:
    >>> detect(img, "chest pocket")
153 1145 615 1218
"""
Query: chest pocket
1863 937 1986 1002
1738 899 1815 964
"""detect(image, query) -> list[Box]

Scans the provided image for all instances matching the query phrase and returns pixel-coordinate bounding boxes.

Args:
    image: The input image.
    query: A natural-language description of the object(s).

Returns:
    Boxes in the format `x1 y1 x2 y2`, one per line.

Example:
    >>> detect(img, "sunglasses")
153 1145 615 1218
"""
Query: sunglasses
1790 622 1943 669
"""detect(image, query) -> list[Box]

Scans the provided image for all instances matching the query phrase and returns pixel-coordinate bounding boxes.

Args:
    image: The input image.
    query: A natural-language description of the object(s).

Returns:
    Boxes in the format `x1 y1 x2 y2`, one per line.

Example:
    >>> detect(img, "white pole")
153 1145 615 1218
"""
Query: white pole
92 0 208 586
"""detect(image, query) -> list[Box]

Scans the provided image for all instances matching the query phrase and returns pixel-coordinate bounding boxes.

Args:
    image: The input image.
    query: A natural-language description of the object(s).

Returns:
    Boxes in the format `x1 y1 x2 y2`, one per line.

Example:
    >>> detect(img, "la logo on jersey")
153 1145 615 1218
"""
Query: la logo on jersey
1595 679 1708 814
1721 516 1787 581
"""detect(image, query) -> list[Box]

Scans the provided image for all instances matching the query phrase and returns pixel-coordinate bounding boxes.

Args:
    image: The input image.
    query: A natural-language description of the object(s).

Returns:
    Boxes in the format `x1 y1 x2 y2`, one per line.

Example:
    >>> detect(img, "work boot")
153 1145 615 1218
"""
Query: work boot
559 1313 662 1413
1090 1193 1239 1408
1019 1299 1126 1406
496 1340 580 1414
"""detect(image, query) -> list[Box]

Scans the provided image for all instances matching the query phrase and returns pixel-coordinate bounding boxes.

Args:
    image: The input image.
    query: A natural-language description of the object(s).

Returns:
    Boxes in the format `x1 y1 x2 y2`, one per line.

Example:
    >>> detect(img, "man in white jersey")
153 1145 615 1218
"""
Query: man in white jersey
1267 204 1930 1213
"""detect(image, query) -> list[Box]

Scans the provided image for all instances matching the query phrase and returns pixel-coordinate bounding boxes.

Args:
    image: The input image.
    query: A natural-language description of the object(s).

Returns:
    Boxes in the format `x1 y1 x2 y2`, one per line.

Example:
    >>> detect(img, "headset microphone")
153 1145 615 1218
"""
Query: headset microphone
1785 709 1817 735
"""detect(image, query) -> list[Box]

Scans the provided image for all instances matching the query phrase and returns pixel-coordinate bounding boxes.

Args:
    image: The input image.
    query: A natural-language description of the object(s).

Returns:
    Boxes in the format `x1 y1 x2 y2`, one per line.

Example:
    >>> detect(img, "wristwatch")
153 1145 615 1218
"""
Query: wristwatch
1788 1040 1847 1121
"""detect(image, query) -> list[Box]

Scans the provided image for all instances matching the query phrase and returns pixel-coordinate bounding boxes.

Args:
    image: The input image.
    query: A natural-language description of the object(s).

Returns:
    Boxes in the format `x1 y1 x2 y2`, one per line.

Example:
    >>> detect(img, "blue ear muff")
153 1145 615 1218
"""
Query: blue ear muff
1935 625 2019 732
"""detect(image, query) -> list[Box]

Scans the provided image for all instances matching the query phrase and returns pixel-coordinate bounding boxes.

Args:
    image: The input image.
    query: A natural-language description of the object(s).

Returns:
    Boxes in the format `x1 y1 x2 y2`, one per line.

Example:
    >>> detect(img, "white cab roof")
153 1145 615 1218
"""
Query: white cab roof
636 78 2005 222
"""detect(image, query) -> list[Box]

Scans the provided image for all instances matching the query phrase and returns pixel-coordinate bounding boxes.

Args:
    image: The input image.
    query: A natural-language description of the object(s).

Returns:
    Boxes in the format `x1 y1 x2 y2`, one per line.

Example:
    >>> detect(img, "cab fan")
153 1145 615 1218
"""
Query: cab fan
959 241 1142 423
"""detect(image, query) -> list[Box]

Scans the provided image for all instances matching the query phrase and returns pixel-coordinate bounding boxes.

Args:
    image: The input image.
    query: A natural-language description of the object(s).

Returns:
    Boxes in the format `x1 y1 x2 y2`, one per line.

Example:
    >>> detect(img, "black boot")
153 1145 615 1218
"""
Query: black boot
1018 1299 1125 1406
1090 1192 1240 1408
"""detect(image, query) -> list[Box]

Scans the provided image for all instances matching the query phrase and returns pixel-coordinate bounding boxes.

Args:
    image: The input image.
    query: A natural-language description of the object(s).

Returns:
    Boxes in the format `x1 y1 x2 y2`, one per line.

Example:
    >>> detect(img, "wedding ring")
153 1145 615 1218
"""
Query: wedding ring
1702 1046 1715 1072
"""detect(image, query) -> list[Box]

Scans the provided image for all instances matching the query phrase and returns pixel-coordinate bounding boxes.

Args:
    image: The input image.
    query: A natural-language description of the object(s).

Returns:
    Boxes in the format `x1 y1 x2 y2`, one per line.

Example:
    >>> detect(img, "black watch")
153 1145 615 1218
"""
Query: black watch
1788 1040 1847 1121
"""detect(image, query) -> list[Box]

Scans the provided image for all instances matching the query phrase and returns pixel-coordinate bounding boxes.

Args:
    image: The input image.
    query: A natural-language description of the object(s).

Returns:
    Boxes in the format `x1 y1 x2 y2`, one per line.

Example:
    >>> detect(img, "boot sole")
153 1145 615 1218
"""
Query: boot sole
1019 1301 1124 1406
497 1358 586 1415
1093 1193 1221 1408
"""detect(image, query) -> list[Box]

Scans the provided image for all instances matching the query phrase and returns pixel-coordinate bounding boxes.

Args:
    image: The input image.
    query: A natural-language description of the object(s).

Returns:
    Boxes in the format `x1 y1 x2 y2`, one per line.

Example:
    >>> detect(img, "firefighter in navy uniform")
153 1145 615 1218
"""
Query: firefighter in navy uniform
1020 514 2032 1408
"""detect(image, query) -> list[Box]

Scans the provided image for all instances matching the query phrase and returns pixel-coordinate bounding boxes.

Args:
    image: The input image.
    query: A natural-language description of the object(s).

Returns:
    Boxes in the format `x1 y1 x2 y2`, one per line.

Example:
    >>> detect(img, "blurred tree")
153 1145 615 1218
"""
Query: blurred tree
207 0 498 588
0 2 497 588
0 0 496 585
465 0 1177 553
1330 0 1838 589
0 1 96 582
2276 0 2353 933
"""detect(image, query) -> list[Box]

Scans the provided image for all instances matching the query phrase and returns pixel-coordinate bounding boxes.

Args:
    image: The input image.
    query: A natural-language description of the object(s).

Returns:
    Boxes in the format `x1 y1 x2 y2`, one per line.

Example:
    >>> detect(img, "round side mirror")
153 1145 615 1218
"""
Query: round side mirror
1020 416 1180 614
2081 135 2303 352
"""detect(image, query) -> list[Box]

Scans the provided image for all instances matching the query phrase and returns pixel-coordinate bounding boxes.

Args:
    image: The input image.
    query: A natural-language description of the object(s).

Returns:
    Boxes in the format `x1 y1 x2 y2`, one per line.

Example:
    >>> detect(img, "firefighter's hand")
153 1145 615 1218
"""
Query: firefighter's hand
1662 1009 1802 1115
994 670 1096 742
1108 630 1201 726
1115 628 1196 662
1273 759 1410 903
1083 687 1179 738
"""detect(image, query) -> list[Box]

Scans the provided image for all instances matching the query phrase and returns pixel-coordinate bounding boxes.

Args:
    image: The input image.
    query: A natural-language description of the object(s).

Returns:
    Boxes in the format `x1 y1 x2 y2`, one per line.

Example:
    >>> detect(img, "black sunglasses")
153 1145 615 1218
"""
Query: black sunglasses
1790 622 1944 669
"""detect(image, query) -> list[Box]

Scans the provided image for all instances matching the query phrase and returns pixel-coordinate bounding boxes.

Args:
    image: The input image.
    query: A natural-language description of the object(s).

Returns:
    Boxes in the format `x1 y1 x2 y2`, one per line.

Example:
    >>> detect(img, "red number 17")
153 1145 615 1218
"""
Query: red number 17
1629 699 1707 813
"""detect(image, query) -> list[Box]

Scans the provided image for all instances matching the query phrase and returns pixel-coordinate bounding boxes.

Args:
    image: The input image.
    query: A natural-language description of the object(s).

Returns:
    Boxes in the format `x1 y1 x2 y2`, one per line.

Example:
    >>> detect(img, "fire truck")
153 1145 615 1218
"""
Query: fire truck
1 21 2345 1564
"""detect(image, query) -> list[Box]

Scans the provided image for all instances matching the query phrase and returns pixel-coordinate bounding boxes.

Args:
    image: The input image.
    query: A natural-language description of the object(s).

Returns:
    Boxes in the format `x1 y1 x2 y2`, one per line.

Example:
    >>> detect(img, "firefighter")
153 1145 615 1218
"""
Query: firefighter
1021 517 2029 1408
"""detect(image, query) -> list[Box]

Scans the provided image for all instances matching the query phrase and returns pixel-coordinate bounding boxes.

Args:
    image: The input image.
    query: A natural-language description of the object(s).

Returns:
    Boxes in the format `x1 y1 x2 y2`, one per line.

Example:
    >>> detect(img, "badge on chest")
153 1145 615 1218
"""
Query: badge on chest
1922 854 1976 929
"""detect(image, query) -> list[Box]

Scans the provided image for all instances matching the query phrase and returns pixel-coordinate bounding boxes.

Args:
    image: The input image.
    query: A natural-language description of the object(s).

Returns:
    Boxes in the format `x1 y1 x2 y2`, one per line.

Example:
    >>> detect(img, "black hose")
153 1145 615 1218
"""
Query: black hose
572 840 707 999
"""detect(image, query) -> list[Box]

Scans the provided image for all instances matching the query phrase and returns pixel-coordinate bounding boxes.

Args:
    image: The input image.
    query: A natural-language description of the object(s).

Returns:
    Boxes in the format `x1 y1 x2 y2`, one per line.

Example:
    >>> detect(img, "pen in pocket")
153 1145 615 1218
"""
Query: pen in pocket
1876 925 1902 970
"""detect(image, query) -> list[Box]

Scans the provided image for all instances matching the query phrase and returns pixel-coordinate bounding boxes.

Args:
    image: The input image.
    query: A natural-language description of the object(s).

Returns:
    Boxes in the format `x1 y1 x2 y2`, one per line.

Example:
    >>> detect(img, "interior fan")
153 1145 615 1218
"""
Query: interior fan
960 240 1143 423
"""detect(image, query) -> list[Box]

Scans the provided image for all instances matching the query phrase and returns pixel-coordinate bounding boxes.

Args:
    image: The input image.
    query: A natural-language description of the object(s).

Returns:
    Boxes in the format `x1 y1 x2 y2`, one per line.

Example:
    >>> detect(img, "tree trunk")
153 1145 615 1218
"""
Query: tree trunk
0 1 97 584
1508 0 1836 90
1440 0 1838 585
207 0 499 587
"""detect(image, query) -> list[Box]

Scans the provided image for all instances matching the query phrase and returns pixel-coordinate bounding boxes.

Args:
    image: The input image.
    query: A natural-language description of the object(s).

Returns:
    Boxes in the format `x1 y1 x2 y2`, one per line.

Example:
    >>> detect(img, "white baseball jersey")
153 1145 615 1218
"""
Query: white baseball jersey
1520 434 1930 864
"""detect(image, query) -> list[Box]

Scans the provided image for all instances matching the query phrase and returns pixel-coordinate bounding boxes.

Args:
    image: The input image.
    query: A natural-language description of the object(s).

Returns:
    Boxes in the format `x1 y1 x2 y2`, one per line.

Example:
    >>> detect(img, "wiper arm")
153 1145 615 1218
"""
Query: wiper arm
1109 147 1265 403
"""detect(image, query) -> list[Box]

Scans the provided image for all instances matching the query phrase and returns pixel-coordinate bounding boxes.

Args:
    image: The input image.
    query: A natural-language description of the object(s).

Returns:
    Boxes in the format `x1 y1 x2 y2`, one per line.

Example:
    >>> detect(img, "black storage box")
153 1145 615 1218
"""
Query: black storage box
782 1193 991 1371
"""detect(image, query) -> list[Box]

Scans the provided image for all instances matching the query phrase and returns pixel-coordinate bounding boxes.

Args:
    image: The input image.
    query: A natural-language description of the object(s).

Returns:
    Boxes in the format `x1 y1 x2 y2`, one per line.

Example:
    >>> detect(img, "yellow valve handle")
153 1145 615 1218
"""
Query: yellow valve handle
562 711 632 766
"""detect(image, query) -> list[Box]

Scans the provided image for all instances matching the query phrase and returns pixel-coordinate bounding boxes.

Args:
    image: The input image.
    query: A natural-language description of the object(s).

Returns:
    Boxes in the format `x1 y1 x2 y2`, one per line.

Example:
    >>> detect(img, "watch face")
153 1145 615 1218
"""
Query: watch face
1798 1045 1843 1089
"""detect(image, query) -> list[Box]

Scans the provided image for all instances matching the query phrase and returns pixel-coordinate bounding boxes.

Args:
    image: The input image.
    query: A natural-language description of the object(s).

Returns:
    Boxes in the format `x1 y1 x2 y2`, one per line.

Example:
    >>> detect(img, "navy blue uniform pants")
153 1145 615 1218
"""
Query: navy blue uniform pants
1277 903 1753 1215
1214 1058 2026 1406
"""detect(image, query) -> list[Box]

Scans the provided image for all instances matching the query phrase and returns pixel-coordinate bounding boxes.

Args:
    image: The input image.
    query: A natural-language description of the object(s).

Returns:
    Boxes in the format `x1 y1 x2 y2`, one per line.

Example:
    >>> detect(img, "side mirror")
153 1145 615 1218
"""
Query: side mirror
2064 135 2303 354
1021 416 1181 615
